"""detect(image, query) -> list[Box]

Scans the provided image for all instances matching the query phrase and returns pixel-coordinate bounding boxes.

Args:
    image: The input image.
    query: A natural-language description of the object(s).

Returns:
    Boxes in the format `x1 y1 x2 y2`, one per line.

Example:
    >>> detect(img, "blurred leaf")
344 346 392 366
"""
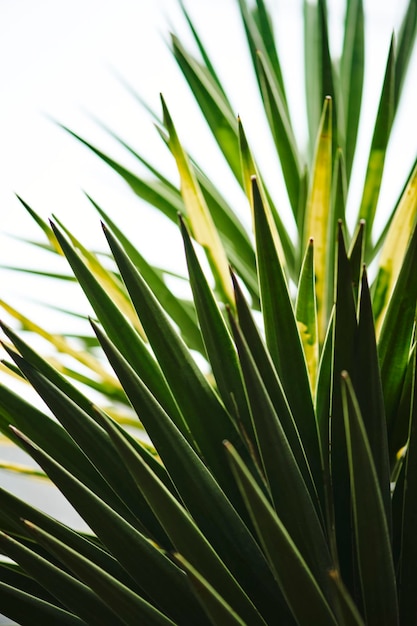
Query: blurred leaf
60 124 183 221
359 37 395 251
54 215 146 338
73 120 260 305
0 461 46 479
303 97 332 342
86 194 205 355
256 51 302 219
238 117 295 276
395 0 417 104
340 0 364 180
237 0 288 113
170 34 242 183
0 301 116 386
178 0 230 99
161 96 234 304
372 159 417 334
304 1 337 157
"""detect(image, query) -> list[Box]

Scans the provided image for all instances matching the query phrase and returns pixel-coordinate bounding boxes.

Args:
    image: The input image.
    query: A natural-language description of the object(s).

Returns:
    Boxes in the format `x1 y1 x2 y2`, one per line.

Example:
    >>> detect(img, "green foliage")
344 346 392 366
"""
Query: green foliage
1 0 417 624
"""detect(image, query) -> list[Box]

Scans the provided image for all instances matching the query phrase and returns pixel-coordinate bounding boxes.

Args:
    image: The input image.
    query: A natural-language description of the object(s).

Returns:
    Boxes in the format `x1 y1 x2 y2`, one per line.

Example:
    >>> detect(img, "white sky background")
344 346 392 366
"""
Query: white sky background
0 3 415 621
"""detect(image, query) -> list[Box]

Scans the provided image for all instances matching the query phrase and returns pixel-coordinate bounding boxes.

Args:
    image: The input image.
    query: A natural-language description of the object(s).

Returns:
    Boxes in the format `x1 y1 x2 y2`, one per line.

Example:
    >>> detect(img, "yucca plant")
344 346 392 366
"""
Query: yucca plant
1 0 417 624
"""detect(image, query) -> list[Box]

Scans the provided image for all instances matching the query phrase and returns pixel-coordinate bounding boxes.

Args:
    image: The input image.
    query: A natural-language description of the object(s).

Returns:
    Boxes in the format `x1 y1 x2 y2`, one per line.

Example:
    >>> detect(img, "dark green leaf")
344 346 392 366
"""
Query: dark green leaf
24 521 177 626
170 34 242 183
397 346 417 623
252 177 322 490
353 269 391 533
90 318 286 625
95 410 269 626
180 216 253 439
10 427 204 626
341 372 399 626
49 221 185 434
225 442 338 626
378 217 417 437
0 531 123 626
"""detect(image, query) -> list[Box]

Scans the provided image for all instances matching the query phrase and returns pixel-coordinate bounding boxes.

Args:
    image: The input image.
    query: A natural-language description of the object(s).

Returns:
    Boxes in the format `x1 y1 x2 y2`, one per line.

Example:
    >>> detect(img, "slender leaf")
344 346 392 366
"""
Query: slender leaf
296 239 319 397
340 0 365 179
0 581 85 626
24 521 177 626
0 486 138 591
378 217 417 435
90 313 288 625
359 37 395 251
256 51 302 219
170 34 242 183
372 160 417 334
95 409 269 626
225 442 338 626
9 427 205 626
252 176 322 490
353 269 391 533
341 372 399 626
238 117 295 275
330 223 358 590
237 0 288 113
395 0 417 104
397 346 417 623
228 311 333 596
161 95 234 304
179 215 253 439
303 96 332 342
174 553 247 626
49 221 186 435
348 219 365 306
2 349 170 545
101 222 257 501
87 195 204 354
0 531 123 626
